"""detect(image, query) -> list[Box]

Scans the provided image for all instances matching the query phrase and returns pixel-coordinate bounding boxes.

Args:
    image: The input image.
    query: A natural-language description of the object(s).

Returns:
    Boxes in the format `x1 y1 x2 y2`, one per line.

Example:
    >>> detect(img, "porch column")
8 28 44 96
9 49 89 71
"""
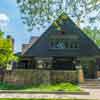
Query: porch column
76 64 85 83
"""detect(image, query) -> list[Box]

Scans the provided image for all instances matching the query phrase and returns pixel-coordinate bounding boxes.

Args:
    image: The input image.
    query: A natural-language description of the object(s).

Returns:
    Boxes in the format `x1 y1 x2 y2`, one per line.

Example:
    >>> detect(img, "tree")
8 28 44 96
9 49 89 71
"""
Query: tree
0 30 4 37
83 27 100 47
16 0 100 31
0 31 18 69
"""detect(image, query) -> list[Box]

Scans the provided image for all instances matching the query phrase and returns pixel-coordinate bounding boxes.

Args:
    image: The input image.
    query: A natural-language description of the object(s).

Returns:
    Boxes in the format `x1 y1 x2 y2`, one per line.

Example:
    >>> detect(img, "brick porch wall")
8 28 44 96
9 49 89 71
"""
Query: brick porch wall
3 69 78 85
97 71 100 78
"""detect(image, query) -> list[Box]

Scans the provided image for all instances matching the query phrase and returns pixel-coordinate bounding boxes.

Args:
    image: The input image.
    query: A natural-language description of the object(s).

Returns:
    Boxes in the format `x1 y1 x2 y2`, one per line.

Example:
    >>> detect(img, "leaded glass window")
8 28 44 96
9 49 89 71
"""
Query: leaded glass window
56 40 66 48
50 39 79 49
49 31 79 49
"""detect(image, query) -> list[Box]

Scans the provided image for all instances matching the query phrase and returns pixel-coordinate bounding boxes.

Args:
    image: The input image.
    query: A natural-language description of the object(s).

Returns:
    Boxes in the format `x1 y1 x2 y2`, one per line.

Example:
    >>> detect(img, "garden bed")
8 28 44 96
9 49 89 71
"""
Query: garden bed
0 82 80 91
0 82 89 95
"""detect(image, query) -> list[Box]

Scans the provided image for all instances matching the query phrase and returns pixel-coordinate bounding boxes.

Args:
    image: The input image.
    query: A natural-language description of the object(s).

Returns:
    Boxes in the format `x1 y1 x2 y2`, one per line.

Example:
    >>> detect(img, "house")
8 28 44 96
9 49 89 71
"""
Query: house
16 13 100 83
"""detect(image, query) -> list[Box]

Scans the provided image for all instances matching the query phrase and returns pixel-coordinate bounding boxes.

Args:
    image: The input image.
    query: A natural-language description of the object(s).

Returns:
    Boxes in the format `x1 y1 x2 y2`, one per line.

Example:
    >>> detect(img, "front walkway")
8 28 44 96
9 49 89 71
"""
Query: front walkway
0 89 100 100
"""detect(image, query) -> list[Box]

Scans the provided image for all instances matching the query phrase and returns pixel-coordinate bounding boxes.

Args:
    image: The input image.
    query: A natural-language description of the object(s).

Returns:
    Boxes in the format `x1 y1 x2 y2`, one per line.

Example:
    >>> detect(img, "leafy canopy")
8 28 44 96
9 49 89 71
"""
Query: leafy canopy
0 31 4 37
84 27 100 47
0 31 18 69
17 0 100 31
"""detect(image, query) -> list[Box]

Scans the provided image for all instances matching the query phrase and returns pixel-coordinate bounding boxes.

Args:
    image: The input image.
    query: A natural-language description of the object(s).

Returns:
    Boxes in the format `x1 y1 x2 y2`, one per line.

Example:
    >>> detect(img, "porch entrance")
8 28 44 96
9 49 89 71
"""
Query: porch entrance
83 61 97 79
52 57 76 70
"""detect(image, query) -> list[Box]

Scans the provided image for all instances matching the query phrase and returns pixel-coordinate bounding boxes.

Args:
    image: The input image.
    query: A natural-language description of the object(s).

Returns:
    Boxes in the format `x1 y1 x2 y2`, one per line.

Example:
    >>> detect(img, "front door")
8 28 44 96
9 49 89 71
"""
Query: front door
83 61 97 79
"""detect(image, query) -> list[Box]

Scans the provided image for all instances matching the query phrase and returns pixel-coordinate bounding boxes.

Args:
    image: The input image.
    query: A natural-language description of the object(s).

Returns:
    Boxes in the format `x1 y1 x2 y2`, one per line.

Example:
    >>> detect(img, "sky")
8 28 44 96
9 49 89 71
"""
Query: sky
0 0 100 52
0 0 45 52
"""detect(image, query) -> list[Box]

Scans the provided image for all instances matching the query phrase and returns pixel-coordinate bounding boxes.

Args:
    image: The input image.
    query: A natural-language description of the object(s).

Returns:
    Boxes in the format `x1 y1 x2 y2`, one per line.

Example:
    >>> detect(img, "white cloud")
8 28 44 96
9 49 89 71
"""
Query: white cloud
0 13 9 30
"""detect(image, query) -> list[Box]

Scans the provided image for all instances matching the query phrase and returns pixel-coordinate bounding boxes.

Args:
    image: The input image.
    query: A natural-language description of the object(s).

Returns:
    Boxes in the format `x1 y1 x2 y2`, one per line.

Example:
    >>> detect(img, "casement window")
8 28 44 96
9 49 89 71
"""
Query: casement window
49 30 79 49
50 39 79 49
97 65 100 71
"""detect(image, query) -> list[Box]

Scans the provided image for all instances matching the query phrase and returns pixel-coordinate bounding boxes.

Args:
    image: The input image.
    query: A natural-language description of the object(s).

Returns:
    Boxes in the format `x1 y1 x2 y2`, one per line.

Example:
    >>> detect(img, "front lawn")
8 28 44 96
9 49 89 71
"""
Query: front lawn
0 82 81 92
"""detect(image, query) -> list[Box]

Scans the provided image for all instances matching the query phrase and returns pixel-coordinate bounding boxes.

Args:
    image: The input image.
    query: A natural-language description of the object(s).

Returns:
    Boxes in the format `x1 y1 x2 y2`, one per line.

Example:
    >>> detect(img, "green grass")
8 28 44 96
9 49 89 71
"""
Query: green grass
0 82 80 92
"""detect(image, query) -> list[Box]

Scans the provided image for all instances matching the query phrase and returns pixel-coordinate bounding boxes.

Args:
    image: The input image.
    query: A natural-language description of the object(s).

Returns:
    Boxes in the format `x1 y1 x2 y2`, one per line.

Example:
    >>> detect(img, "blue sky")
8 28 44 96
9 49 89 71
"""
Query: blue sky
0 0 100 52
0 0 45 52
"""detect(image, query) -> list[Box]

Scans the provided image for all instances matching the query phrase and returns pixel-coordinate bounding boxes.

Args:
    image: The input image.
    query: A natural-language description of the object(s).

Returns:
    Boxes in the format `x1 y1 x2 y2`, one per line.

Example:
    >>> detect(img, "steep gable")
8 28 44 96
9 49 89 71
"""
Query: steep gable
23 13 100 57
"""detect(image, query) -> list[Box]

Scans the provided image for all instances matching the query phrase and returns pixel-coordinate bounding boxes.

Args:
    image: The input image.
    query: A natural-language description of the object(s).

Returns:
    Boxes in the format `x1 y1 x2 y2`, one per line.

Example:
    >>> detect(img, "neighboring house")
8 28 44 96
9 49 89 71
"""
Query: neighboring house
16 13 100 81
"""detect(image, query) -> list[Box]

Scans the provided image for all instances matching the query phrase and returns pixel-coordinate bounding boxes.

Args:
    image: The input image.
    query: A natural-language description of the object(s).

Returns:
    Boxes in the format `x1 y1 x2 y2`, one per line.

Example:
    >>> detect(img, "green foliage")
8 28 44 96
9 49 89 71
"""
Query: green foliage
83 27 100 46
16 0 100 31
0 30 4 37
0 82 80 92
36 83 80 92
0 31 18 69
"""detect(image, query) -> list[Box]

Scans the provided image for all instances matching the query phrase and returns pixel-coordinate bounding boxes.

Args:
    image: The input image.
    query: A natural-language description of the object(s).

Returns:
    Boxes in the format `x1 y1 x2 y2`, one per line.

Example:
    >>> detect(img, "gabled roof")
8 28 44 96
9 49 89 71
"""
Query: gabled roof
29 36 39 44
23 12 100 57
21 36 39 55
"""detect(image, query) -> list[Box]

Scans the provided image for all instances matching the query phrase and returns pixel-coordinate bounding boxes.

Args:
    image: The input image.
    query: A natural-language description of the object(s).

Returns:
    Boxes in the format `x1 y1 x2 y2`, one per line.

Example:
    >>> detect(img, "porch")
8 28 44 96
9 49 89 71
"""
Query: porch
15 56 100 83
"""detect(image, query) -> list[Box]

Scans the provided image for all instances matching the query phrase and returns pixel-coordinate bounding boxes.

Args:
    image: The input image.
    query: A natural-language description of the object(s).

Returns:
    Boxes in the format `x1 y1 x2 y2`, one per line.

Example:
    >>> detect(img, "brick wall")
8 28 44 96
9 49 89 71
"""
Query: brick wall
50 70 78 84
97 71 100 78
3 69 78 85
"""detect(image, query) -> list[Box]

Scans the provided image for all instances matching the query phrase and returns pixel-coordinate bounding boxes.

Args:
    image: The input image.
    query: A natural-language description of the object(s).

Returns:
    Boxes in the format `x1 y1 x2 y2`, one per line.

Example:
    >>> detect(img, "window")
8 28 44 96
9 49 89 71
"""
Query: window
56 40 66 49
70 41 79 48
49 32 79 49
50 39 79 49
97 65 100 71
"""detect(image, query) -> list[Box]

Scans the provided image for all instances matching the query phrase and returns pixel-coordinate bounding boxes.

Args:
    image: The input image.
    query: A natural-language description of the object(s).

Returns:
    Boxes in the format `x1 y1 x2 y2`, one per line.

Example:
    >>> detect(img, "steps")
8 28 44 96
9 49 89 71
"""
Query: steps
80 79 100 89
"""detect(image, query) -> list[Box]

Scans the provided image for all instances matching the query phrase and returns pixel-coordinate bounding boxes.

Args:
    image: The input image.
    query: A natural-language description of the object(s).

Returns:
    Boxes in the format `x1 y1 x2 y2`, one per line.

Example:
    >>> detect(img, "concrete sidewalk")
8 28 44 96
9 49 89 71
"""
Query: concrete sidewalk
0 89 99 100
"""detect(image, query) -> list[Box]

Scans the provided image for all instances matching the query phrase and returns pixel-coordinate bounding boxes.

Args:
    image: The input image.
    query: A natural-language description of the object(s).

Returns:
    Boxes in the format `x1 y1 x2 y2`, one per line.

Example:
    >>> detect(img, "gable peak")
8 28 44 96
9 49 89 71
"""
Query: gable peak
52 12 69 31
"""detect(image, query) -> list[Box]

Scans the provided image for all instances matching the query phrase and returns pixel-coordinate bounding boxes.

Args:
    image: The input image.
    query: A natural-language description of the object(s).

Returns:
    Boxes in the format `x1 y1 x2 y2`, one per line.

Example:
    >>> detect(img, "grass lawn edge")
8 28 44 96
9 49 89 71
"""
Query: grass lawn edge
0 90 89 95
